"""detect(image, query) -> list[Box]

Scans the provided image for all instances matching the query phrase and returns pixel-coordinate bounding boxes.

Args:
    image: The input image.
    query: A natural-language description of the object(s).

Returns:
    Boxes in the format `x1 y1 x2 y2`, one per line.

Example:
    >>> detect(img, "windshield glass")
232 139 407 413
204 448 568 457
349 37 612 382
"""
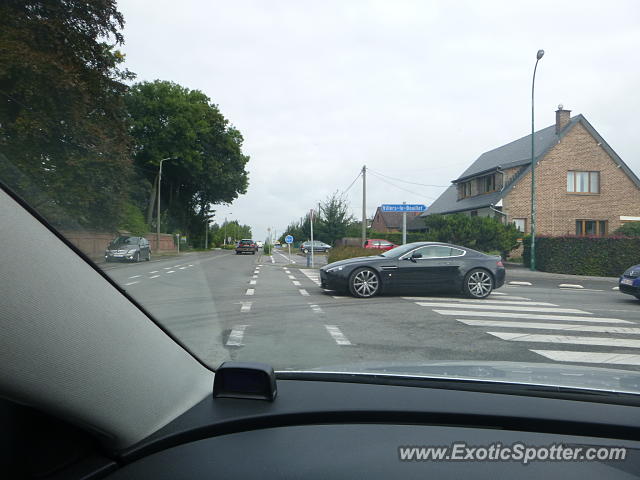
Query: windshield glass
2 0 640 397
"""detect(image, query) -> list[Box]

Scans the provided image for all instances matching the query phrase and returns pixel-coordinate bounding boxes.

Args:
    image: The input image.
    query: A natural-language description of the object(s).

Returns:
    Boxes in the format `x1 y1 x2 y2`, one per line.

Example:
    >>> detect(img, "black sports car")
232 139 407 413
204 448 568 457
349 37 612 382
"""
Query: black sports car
320 242 505 298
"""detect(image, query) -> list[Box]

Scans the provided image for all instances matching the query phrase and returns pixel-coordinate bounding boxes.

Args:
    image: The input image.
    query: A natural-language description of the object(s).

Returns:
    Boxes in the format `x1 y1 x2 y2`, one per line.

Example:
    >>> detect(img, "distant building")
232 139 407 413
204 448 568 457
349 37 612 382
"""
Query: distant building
371 207 422 233
413 106 640 236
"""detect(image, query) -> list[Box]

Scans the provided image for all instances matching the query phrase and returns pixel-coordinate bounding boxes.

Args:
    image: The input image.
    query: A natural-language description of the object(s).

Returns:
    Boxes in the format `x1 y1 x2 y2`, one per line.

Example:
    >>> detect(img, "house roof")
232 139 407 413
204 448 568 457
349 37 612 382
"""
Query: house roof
423 114 640 216
375 209 420 229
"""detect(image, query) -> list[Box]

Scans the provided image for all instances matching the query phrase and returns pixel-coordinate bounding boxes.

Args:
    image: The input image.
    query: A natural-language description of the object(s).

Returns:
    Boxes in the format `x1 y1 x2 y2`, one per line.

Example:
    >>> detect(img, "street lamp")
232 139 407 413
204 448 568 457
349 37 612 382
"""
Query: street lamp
530 49 544 271
157 157 173 252
223 212 232 245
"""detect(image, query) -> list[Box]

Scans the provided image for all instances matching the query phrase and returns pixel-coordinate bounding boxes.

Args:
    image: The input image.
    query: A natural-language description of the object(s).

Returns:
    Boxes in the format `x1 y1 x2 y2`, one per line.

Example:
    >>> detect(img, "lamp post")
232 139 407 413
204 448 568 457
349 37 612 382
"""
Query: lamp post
530 49 544 271
223 212 232 245
157 157 172 252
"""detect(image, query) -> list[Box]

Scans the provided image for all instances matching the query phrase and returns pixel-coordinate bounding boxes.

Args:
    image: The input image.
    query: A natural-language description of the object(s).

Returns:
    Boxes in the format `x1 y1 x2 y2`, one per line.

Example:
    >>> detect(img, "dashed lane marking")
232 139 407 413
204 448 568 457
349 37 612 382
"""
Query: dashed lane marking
149 275 160 279
246 288 255 296
128 275 141 279
226 325 248 346
240 302 252 313
166 270 176 274
325 325 352 345
124 281 139 286
249 280 257 285
292 281 301 286
508 281 532 286
299 289 310 296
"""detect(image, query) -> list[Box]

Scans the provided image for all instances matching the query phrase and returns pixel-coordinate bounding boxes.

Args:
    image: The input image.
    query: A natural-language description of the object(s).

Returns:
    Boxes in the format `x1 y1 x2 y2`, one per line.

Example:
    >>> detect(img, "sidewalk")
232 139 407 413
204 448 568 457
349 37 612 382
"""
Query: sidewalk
504 262 619 290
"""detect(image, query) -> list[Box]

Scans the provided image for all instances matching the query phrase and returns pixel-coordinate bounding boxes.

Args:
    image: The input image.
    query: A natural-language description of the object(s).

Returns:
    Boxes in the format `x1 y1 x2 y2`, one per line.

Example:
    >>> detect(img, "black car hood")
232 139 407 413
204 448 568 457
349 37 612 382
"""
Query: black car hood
279 360 640 395
322 255 388 270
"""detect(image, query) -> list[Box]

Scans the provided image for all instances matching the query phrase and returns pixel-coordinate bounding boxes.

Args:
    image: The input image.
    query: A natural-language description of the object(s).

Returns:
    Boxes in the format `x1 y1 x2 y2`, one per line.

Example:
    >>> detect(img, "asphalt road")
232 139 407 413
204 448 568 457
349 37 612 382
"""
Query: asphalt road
102 250 640 373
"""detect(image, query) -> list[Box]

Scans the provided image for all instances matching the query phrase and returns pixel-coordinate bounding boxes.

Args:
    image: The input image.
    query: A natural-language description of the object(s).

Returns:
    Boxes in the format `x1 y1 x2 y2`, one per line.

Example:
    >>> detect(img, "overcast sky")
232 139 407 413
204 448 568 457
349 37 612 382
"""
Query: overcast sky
118 0 640 241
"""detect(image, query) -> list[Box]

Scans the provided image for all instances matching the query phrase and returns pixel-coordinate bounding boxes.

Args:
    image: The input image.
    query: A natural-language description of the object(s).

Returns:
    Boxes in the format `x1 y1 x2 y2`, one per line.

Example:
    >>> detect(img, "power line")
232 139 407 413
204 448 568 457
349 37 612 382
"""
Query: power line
367 168 450 188
368 170 438 201
342 170 362 194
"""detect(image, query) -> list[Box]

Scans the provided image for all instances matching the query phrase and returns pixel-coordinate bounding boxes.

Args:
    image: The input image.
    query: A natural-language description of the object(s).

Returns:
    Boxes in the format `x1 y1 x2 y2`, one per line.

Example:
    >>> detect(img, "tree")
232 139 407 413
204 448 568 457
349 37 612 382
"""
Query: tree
615 223 640 237
317 191 355 245
125 81 250 240
422 214 519 257
0 0 135 230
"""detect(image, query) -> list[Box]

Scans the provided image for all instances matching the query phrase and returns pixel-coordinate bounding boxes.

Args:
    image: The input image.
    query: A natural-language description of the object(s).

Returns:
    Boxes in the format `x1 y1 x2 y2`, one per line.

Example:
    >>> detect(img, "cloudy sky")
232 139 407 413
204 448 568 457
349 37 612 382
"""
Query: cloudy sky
118 0 640 241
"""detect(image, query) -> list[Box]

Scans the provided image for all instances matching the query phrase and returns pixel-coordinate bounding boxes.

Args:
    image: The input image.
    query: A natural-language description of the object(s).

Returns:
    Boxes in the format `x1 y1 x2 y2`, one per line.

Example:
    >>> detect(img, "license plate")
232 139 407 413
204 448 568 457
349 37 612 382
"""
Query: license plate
621 278 634 286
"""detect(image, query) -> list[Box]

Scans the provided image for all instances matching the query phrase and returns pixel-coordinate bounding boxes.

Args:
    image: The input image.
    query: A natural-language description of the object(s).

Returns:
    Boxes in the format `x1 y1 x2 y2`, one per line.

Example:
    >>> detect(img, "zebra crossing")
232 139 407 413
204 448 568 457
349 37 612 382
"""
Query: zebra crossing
404 294 640 367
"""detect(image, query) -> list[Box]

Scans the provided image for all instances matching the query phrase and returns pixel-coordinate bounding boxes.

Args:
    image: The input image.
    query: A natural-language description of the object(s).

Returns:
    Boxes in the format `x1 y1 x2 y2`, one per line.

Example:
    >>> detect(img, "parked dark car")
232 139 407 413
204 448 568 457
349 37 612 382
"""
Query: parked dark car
619 264 640 300
105 236 151 263
236 239 257 254
300 240 331 253
320 241 505 298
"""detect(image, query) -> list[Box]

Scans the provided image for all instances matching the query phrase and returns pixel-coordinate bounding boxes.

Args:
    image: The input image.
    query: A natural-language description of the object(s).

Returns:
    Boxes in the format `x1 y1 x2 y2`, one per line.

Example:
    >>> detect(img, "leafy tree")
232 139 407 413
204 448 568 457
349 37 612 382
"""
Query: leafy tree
0 0 135 230
316 191 355 245
125 80 250 240
118 203 148 236
614 222 640 237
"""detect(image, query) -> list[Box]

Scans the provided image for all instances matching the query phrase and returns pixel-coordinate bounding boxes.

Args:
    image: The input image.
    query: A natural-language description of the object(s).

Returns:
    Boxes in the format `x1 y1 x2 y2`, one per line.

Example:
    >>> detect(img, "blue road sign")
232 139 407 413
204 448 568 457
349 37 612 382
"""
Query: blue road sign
381 204 427 212
285 235 294 244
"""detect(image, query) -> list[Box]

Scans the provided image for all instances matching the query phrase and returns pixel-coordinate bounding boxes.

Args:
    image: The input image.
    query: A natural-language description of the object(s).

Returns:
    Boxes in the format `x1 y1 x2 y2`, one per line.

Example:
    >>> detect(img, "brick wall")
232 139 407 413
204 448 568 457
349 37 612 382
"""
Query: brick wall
503 122 640 235
61 231 177 261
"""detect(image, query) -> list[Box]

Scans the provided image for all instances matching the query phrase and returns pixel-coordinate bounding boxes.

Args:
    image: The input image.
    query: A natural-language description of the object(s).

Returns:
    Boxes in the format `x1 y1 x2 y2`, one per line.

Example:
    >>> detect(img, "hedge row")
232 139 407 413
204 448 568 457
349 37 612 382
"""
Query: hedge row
523 236 640 277
327 246 383 264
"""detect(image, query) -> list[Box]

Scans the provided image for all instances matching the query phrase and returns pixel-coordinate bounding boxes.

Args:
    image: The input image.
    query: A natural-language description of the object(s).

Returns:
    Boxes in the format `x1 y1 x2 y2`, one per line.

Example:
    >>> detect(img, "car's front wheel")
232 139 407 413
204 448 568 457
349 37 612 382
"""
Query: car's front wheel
463 268 493 298
146 251 151 261
134 252 140 263
302 248 308 254
349 268 380 298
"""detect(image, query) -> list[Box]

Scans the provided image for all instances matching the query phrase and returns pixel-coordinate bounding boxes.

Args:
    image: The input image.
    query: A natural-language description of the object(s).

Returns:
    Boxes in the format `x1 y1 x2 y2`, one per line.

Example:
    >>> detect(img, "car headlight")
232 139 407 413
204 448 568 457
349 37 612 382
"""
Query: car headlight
326 265 344 273
127 249 137 254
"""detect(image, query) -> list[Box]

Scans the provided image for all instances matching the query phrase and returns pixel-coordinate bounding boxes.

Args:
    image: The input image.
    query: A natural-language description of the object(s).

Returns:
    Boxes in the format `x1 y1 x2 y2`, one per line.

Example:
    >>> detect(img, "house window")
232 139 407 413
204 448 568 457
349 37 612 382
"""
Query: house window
458 181 471 199
575 220 607 236
483 174 496 193
567 171 600 193
513 218 526 232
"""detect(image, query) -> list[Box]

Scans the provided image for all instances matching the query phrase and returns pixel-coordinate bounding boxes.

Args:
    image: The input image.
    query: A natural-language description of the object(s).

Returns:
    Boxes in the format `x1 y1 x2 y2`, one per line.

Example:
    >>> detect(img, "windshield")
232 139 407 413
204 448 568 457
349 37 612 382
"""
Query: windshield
3 1 640 399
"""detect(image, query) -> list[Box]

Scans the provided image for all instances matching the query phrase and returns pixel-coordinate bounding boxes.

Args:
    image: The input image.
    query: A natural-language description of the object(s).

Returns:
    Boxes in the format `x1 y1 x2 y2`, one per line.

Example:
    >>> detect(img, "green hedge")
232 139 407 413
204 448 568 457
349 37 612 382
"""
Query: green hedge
523 235 640 276
327 246 383 264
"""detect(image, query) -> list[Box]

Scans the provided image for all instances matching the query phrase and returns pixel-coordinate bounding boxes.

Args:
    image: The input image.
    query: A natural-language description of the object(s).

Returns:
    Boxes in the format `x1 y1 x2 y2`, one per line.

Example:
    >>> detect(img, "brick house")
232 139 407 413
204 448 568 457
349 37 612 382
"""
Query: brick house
371 207 421 232
412 106 640 236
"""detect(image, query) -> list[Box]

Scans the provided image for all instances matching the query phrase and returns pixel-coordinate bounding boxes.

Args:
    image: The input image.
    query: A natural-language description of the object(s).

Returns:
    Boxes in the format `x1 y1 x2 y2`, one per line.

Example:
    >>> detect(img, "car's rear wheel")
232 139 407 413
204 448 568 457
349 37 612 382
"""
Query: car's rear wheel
146 251 151 261
463 268 493 298
302 248 308 254
134 252 140 263
349 268 380 298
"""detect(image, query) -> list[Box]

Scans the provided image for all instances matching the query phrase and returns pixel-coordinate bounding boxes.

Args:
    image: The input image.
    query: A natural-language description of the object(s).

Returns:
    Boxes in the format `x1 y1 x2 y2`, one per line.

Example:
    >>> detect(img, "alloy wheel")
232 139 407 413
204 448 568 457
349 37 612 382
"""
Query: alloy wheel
351 269 380 298
466 270 493 298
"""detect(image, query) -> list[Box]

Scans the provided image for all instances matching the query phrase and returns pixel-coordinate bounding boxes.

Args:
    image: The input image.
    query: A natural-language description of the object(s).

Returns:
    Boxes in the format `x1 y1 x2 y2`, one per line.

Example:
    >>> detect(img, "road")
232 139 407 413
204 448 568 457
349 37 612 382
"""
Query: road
102 250 640 373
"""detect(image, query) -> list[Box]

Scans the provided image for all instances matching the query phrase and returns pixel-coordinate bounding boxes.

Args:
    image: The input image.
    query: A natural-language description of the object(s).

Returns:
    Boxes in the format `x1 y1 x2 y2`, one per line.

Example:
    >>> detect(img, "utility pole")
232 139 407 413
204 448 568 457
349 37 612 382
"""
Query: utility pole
530 49 545 271
310 208 315 268
361 165 367 247
402 201 407 245
204 217 208 250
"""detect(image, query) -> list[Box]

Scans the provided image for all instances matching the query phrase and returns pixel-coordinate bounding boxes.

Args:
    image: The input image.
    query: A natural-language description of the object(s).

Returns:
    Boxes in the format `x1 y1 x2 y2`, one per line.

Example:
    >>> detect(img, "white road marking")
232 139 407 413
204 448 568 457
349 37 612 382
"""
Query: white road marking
128 275 141 279
226 325 248 346
149 270 159 274
166 270 176 274
179 267 187 269
299 289 310 296
458 319 640 335
309 303 324 314
246 288 255 296
163 267 171 270
292 280 301 286
188 264 193 267
253 270 259 274
403 297 555 306
559 284 584 289
416 302 587 314
124 281 139 286
252 274 258 279
325 325 352 345
508 281 533 286
434 310 630 324
285 270 291 274
149 275 160 279
173 265 181 268
288 275 296 279
270 255 275 263
240 302 252 313
491 292 507 295
332 295 347 299
299 269 322 286
487 332 640 349
531 350 640 366
249 279 257 285
613 286 620 290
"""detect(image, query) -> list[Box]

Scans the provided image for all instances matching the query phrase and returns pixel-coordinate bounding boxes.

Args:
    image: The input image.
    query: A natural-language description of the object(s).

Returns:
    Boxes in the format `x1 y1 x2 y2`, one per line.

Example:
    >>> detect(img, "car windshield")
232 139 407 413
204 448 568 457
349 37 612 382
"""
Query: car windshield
111 237 139 246
3 0 640 400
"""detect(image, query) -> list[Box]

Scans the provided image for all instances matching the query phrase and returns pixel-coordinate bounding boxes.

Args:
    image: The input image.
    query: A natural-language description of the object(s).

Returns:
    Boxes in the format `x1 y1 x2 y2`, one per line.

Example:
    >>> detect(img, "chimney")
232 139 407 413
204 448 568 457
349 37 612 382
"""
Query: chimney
555 104 571 133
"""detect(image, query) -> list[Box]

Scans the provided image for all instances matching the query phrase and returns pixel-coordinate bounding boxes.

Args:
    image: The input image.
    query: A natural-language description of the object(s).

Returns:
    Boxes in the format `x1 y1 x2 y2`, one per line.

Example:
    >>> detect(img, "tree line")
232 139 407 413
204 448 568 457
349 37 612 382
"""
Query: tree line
0 1 250 246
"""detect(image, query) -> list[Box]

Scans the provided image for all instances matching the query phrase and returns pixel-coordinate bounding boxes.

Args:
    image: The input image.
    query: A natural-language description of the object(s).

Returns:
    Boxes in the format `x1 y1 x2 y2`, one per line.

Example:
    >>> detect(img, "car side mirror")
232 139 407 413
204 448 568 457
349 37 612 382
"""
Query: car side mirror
410 252 422 262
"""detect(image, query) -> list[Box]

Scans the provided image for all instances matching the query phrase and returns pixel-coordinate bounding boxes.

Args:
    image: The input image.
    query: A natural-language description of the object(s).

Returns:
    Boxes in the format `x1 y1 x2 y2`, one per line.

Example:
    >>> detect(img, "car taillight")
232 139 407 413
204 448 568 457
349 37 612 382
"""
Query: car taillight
496 260 504 268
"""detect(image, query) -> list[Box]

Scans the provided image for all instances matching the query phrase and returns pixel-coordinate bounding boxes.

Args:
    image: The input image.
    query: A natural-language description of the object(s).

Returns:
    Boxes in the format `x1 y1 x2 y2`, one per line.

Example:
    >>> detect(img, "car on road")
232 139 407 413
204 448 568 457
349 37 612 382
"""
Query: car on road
364 238 397 251
618 264 640 300
300 240 332 253
256 240 264 248
320 241 505 298
236 239 257 254
105 236 151 262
